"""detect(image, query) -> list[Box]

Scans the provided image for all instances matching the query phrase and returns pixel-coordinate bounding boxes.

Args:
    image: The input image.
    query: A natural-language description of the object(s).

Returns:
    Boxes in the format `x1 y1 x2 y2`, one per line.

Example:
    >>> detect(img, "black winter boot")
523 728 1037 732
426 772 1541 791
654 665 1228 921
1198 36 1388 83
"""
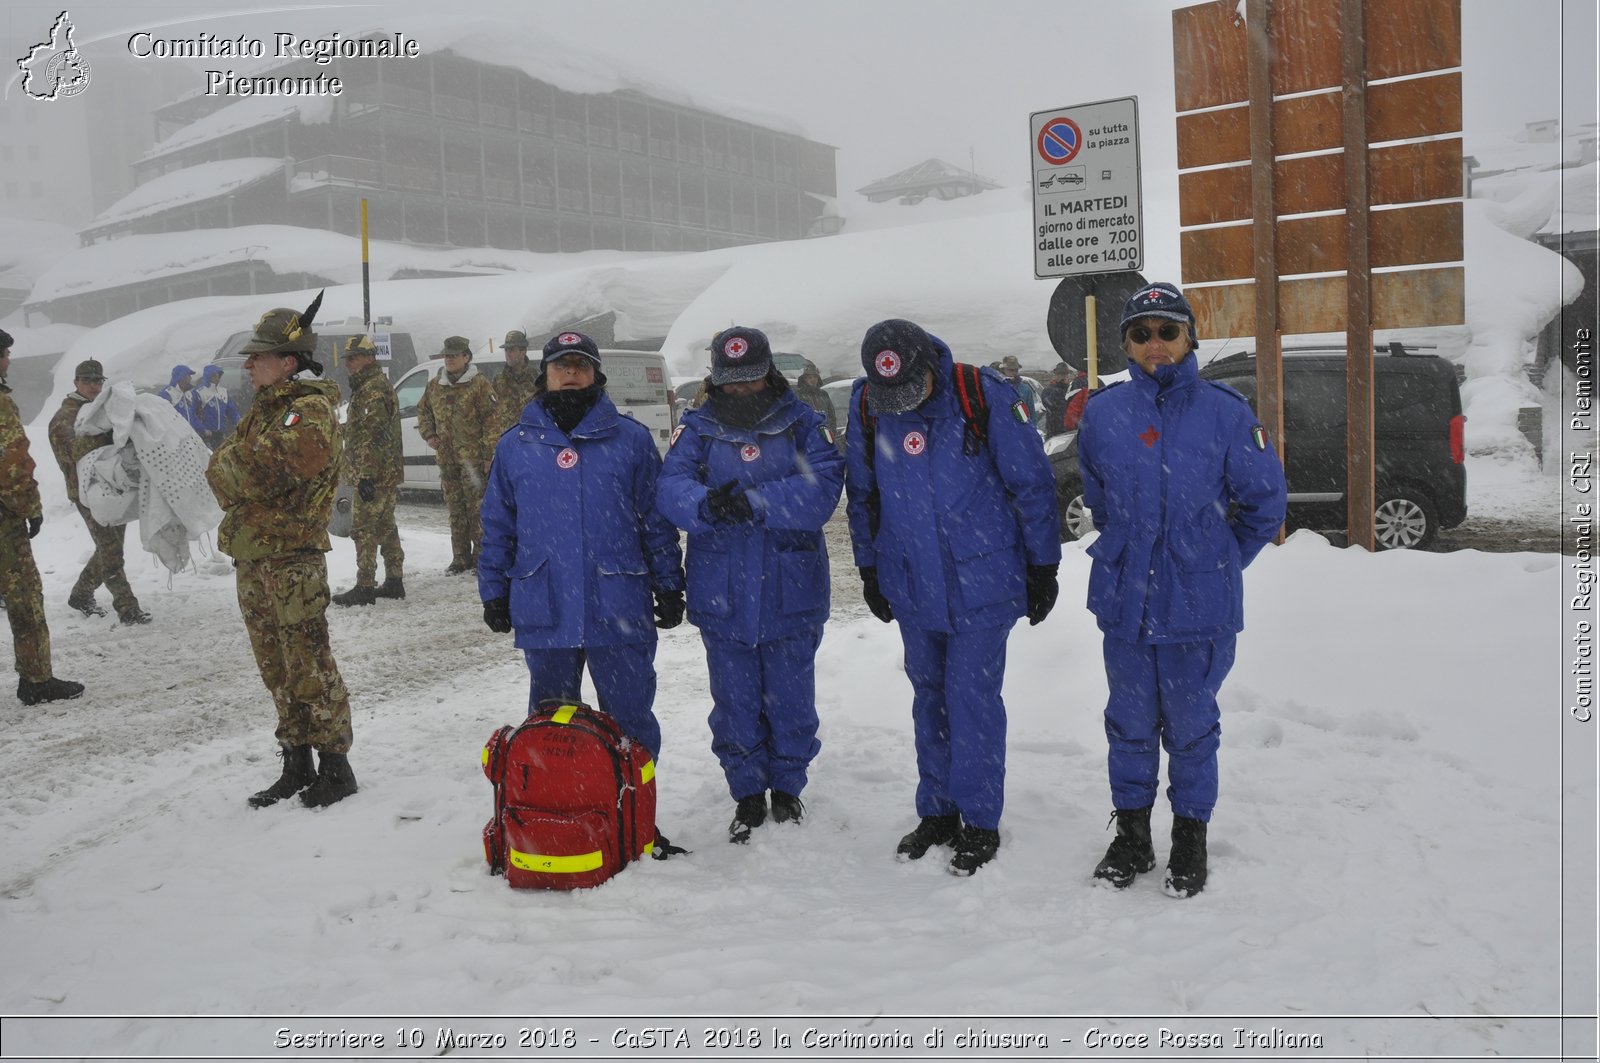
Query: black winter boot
1092 806 1157 889
728 794 767 844
372 576 406 600
770 790 805 824
1165 815 1209 897
17 676 85 705
300 751 358 808
948 825 1001 876
248 744 315 807
67 594 105 618
895 814 960 861
331 584 378 607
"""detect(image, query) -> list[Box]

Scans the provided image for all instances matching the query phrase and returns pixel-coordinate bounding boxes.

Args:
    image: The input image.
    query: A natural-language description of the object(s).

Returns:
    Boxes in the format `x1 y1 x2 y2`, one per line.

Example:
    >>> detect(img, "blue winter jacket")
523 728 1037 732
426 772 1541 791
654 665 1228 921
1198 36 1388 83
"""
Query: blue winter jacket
656 385 844 646
478 393 684 650
1076 353 1287 644
191 365 241 437
844 338 1061 633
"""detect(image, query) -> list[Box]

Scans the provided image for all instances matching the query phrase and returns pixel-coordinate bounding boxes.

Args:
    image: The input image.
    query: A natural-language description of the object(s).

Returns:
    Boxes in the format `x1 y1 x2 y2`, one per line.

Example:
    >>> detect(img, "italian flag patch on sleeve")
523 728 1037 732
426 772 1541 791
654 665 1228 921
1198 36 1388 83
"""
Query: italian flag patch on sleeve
282 410 301 427
1011 401 1030 423
819 426 835 445
1251 424 1268 451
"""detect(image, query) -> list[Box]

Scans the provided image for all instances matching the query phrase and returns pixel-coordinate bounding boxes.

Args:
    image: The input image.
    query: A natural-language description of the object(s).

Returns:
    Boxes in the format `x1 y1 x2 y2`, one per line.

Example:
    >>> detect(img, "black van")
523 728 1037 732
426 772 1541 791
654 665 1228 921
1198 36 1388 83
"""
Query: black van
1049 345 1467 549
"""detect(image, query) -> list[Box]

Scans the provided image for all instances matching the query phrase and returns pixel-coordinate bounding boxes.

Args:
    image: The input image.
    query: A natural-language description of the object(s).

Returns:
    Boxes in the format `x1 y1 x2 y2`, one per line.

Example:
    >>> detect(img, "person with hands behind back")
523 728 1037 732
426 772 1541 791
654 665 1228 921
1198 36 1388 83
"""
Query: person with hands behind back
844 318 1060 876
1076 281 1286 898
656 326 843 845
477 331 688 856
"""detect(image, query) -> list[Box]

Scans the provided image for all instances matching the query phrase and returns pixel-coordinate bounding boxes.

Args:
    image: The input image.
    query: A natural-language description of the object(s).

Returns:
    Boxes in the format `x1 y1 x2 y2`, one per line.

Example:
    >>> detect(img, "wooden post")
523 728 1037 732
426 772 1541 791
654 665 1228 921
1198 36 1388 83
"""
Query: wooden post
1343 0 1376 550
1247 0 1286 543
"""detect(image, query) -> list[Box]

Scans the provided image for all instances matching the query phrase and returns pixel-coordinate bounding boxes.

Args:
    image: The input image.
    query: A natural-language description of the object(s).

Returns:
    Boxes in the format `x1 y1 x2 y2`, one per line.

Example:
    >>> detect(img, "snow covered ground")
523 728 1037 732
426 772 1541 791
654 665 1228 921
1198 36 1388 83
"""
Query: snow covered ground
0 495 1586 1058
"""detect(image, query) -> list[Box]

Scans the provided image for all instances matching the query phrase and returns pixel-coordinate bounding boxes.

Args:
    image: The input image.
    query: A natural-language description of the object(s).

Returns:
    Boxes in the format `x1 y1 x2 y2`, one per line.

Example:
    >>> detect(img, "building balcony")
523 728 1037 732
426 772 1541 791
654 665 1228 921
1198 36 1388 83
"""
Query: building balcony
293 155 382 190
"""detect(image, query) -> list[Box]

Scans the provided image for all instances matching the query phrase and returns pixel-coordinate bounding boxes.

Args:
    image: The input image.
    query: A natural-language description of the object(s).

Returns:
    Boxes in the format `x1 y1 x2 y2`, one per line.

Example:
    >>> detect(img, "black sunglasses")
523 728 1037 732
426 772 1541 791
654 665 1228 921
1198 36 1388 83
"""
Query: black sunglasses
1127 322 1185 345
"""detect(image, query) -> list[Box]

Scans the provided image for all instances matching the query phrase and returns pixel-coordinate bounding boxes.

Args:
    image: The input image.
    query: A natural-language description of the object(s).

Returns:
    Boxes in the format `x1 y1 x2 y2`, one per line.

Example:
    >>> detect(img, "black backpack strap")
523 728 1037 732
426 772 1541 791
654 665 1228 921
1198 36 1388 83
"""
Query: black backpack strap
855 385 881 540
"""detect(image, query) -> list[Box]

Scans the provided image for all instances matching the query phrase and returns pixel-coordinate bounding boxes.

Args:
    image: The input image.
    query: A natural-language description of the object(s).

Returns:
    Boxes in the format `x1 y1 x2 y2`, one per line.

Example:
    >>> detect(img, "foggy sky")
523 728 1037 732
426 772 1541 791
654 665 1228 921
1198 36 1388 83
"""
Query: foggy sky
2 0 1595 217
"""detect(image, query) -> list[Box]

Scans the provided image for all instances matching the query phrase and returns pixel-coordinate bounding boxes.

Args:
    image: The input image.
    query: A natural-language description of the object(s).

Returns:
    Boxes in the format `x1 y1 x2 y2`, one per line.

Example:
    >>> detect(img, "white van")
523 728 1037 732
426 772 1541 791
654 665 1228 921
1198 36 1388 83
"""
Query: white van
392 348 675 491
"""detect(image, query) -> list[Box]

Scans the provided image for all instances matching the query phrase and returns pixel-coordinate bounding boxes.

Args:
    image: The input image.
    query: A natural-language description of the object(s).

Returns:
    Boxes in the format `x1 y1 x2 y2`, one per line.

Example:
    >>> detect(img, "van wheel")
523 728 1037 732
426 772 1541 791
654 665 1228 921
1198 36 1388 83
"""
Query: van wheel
1060 490 1095 542
1373 493 1437 550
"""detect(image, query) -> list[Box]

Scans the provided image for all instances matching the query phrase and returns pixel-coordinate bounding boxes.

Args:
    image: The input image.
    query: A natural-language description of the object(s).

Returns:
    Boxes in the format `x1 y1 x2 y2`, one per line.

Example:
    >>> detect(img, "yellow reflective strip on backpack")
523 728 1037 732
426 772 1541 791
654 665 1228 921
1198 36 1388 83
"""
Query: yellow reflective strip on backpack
550 704 578 724
641 759 655 785
508 847 604 874
481 745 490 768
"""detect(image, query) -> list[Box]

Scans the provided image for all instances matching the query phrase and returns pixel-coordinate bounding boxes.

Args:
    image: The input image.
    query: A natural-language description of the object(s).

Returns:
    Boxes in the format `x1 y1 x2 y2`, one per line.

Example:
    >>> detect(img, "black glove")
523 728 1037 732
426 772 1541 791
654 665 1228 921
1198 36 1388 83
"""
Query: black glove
704 479 755 525
1025 564 1060 626
26 516 42 539
483 596 512 634
357 478 376 502
859 567 894 624
653 589 685 629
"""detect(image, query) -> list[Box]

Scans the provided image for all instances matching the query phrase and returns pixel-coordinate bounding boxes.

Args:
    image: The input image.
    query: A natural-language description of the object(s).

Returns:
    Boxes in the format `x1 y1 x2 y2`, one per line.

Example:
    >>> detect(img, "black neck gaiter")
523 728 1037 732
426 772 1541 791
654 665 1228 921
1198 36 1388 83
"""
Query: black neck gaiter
541 385 602 434
708 386 779 430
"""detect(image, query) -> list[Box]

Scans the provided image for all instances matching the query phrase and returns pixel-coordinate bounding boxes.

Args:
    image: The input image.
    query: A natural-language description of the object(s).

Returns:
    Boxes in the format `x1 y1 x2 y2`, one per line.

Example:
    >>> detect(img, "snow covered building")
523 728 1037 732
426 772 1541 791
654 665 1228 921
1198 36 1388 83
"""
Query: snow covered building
855 158 1001 205
87 32 838 255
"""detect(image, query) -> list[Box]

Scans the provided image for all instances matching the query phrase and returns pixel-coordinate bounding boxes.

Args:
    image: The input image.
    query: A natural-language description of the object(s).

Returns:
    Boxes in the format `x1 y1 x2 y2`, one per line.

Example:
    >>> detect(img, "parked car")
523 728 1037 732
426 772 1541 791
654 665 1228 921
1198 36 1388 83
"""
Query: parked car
392 348 673 491
211 318 419 415
1049 345 1467 549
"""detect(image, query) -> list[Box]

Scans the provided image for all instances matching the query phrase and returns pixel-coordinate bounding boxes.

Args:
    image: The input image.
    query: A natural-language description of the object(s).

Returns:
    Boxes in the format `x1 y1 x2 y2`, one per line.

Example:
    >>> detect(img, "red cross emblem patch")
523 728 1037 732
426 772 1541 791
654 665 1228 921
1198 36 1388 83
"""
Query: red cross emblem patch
725 337 749 359
556 447 579 469
740 443 761 462
875 350 902 378
1138 424 1160 448
669 424 685 447
557 332 581 346
902 430 926 455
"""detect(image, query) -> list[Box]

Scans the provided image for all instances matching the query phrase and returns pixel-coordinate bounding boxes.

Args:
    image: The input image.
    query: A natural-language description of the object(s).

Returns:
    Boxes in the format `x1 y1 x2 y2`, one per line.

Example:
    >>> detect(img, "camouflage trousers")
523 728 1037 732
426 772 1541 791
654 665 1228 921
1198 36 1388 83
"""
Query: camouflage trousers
439 458 485 565
235 552 352 753
351 484 404 587
0 518 52 683
71 503 139 614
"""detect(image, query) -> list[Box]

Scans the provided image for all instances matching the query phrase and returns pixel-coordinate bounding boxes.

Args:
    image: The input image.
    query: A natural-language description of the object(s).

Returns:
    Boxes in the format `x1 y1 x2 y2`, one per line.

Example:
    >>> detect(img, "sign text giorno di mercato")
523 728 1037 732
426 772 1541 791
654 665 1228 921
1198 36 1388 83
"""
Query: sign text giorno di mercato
1030 96 1143 279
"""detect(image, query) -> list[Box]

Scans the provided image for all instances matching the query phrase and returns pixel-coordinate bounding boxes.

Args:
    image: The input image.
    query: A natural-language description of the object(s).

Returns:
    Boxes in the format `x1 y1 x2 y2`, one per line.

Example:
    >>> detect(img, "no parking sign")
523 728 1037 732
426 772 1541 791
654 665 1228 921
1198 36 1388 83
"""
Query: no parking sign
1029 96 1143 279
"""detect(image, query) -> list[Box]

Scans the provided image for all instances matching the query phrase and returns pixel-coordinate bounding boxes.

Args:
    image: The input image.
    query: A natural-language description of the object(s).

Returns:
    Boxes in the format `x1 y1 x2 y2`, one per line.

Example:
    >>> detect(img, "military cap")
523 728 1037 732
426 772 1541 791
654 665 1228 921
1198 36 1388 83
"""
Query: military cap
440 336 472 357
241 307 318 355
501 330 529 350
344 335 377 356
74 359 105 381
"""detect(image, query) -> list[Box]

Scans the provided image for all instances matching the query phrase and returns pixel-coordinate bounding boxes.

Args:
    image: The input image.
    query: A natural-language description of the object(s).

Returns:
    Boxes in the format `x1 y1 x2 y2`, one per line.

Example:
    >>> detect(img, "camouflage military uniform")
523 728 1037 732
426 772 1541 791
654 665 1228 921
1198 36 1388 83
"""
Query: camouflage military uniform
0 382 52 683
208 375 353 754
47 390 143 618
491 359 541 439
415 362 497 567
340 362 404 588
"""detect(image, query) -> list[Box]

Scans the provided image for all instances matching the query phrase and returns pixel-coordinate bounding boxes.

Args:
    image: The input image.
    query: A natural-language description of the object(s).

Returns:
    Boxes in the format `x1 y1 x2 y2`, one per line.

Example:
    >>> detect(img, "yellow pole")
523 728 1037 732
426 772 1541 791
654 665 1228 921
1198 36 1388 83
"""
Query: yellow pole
1085 293 1099 389
360 198 371 331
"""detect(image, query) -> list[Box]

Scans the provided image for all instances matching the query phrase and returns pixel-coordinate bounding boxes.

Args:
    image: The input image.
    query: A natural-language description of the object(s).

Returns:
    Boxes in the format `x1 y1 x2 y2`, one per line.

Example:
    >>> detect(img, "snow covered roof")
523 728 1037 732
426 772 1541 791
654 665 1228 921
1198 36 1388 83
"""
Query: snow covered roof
855 158 1003 198
138 96 334 165
25 224 667 304
82 159 284 235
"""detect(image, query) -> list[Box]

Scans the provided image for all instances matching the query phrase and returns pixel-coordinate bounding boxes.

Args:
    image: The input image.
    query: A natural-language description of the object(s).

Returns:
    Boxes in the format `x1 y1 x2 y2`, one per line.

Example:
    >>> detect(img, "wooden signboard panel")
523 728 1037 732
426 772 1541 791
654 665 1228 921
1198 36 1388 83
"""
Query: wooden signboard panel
1174 0 1460 111
1178 138 1462 226
1188 266 1464 337
1181 202 1462 283
1177 72 1461 169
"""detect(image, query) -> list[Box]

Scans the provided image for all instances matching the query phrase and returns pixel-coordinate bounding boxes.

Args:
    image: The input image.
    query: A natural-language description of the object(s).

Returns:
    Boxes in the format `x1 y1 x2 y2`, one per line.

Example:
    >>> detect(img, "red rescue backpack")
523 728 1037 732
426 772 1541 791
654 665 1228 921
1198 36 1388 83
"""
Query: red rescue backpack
482 699 657 890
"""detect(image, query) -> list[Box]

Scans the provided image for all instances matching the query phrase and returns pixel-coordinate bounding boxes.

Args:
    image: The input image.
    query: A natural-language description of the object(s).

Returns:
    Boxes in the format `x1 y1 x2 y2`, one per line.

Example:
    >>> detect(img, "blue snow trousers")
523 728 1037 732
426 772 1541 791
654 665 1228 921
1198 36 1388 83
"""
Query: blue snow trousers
523 643 660 758
1101 634 1236 822
900 623 1012 831
703 626 823 800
